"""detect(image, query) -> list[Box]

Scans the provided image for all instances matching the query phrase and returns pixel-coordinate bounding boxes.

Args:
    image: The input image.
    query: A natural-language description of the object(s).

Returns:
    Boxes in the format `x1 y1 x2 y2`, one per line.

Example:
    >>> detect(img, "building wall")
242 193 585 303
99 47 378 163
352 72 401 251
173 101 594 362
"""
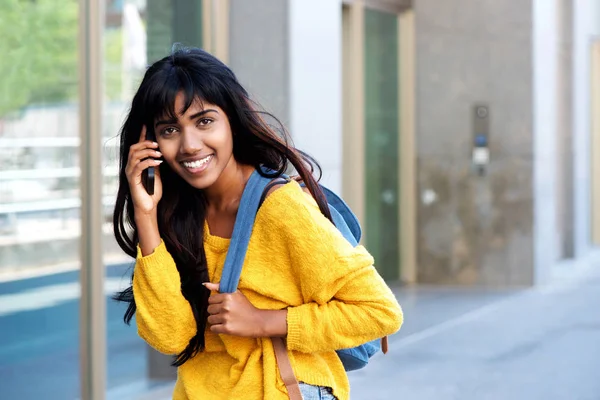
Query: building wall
229 0 290 125
148 0 600 287
414 0 535 285
413 0 600 285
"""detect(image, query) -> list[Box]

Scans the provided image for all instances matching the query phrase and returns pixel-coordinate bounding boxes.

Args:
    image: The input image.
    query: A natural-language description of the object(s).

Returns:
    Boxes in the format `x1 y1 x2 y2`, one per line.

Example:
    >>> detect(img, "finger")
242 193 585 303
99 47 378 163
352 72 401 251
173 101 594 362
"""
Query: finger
207 314 225 325
210 324 227 334
129 141 158 156
129 149 162 164
127 143 159 167
203 282 220 292
207 303 221 315
127 148 157 175
208 293 226 305
140 125 147 142
130 159 163 180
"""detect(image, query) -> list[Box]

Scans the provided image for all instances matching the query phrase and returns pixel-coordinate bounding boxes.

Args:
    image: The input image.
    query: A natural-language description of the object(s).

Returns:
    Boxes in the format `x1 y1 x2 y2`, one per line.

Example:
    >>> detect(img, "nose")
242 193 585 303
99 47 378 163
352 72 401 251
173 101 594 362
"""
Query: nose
179 129 203 155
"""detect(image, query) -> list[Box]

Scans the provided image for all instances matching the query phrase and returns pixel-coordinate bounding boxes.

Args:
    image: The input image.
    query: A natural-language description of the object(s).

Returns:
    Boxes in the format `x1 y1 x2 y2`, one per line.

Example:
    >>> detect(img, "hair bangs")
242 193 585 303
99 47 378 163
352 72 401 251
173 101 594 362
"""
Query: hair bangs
141 64 231 127
179 66 231 116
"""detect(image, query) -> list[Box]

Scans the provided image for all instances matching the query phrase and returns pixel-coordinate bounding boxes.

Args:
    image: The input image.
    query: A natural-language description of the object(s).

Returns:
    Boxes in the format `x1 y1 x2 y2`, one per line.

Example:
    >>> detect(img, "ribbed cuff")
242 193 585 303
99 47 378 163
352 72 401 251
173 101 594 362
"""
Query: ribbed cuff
286 306 303 352
136 240 166 263
135 240 180 293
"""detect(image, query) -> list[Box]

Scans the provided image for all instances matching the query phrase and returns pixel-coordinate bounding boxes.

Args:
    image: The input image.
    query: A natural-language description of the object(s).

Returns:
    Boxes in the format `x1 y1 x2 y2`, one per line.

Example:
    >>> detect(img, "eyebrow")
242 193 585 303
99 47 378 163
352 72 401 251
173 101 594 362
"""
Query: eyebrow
154 109 218 127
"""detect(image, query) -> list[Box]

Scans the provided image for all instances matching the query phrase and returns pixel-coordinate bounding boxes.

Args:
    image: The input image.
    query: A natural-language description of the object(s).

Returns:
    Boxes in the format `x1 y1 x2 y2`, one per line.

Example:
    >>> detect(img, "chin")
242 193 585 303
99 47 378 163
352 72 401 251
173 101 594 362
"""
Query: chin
177 168 220 190
184 175 217 190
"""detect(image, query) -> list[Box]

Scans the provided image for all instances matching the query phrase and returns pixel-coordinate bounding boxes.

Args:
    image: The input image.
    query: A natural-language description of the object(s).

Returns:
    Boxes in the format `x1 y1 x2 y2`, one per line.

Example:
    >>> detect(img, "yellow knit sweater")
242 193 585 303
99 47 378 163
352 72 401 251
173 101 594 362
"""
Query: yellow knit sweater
132 180 403 400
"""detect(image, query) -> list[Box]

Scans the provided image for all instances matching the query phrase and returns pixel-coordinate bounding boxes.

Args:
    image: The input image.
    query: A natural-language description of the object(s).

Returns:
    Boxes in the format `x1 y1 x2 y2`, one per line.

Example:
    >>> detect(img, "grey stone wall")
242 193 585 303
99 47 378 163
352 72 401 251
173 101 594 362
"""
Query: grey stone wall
414 0 535 285
228 0 290 125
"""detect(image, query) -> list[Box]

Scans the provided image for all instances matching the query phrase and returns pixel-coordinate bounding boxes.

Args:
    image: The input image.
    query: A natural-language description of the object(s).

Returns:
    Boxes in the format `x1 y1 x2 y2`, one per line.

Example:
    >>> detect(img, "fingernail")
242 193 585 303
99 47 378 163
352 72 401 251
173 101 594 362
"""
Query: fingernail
153 142 158 146
155 151 162 156
154 160 163 164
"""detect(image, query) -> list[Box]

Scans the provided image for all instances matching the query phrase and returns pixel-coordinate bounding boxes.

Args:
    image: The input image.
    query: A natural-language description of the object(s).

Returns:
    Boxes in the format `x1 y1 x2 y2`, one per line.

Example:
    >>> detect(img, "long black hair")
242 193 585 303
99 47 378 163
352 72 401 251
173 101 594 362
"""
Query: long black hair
113 47 332 366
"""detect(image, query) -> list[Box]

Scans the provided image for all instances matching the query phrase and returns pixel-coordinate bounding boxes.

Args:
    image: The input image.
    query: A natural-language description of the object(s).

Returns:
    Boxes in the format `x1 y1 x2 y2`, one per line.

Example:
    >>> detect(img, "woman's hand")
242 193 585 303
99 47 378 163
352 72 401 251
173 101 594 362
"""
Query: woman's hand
125 126 164 216
204 283 287 338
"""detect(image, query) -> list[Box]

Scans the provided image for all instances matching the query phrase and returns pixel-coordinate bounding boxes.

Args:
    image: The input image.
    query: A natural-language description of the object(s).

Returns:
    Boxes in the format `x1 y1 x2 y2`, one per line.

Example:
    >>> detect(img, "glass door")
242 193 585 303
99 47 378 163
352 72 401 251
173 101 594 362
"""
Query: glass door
364 8 400 281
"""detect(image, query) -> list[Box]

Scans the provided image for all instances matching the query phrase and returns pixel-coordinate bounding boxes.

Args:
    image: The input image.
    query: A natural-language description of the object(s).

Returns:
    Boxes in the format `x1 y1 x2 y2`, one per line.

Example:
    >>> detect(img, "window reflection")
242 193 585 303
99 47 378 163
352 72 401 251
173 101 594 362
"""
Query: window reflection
0 0 82 398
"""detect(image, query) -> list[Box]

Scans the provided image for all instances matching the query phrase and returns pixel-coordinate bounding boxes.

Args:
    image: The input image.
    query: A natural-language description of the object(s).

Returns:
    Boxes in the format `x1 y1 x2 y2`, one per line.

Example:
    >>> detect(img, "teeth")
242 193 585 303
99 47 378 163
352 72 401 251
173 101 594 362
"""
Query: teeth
182 155 212 169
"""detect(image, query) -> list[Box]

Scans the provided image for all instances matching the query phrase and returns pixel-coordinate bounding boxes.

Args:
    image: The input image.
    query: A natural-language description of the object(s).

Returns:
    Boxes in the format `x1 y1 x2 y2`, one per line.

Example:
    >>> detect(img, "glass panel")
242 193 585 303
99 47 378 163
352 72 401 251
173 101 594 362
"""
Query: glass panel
0 0 81 398
104 0 205 395
147 0 203 64
364 8 400 281
103 0 150 394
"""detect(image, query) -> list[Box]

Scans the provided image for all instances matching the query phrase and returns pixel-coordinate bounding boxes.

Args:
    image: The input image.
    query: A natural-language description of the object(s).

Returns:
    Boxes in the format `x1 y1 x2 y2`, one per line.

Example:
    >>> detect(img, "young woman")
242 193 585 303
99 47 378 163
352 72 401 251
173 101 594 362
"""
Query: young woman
113 47 402 400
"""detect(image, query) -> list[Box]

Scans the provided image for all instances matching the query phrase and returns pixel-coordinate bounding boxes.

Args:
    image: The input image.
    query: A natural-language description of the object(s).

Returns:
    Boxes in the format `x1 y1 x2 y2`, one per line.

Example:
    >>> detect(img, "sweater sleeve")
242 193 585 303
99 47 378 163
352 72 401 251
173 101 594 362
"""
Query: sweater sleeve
132 240 197 355
262 184 403 353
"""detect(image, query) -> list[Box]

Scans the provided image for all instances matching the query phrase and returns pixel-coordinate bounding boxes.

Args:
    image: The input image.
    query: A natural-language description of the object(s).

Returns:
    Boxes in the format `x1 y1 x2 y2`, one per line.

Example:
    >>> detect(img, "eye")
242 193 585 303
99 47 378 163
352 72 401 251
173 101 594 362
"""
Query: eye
197 118 213 127
160 126 178 137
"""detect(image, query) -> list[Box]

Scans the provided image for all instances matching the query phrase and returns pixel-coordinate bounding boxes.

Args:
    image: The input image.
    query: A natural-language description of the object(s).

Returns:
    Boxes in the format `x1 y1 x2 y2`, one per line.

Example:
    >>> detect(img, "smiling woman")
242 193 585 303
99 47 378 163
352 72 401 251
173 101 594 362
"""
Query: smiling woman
111 47 402 400
153 98 235 191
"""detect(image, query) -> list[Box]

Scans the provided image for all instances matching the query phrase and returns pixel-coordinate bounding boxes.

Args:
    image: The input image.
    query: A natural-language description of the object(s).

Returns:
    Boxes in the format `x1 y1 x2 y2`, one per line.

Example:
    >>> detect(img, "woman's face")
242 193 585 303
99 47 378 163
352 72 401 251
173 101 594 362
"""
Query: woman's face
154 92 235 190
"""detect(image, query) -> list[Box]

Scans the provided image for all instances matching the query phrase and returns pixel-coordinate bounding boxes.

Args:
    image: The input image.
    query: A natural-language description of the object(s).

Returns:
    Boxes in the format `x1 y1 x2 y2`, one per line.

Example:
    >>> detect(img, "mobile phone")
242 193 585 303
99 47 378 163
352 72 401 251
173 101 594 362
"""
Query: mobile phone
142 125 156 195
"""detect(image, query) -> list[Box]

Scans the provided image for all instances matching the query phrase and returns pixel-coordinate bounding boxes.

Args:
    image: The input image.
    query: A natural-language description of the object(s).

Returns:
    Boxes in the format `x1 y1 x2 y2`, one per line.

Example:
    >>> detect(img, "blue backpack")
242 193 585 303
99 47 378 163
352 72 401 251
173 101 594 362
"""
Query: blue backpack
219 169 386 371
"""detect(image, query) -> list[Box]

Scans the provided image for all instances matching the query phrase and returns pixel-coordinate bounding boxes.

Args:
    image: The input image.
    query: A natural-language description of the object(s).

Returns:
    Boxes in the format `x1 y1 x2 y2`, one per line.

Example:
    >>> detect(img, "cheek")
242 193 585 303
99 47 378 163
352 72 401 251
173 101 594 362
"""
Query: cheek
212 128 234 158
157 142 178 163
224 135 234 155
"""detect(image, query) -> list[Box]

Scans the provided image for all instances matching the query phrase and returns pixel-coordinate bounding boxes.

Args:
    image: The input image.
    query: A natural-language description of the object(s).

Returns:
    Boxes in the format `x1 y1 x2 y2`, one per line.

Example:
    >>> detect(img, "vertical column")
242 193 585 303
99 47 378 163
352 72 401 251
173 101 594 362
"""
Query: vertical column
212 0 230 63
399 10 417 284
554 0 574 259
288 0 343 192
532 0 559 283
592 40 600 245
79 0 106 398
572 0 595 256
342 3 366 226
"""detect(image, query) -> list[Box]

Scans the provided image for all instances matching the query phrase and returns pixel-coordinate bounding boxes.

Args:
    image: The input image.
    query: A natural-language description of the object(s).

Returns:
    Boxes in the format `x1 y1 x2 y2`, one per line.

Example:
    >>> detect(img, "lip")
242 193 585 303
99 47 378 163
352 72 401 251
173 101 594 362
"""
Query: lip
179 154 214 174
178 154 214 163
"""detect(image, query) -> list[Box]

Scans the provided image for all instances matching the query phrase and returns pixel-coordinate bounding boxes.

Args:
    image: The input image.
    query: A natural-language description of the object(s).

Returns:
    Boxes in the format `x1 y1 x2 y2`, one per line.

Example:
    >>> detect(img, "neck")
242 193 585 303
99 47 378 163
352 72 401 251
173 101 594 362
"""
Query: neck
204 159 254 214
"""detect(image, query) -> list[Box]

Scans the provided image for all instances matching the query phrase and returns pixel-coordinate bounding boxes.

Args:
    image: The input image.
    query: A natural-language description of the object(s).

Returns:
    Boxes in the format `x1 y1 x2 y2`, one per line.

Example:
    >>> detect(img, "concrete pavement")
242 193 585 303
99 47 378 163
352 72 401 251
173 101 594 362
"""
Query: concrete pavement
348 262 600 399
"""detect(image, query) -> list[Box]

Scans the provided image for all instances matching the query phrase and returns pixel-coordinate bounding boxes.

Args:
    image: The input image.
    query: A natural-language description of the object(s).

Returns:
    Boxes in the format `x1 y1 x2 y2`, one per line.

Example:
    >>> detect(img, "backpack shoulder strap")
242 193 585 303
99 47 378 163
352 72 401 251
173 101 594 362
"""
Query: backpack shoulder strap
219 170 271 293
259 176 291 206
